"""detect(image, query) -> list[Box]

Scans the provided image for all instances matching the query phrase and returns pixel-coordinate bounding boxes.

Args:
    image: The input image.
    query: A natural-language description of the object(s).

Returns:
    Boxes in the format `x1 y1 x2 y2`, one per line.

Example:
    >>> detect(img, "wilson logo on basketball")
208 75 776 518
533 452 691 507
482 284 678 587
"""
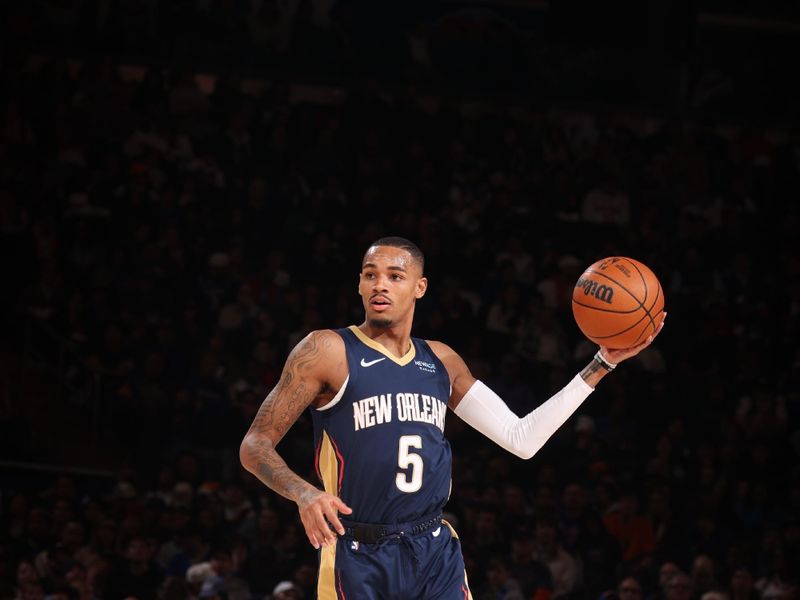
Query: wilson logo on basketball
575 277 614 304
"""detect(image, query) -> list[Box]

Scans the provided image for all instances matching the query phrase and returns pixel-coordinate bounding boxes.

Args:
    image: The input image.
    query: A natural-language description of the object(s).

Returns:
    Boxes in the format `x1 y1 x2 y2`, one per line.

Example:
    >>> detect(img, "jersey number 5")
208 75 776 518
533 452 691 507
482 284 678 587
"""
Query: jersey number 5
396 435 423 493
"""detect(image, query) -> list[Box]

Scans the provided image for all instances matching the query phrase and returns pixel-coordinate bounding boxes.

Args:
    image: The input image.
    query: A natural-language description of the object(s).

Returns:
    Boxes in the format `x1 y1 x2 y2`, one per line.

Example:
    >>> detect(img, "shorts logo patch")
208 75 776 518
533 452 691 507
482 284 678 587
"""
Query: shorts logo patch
432 527 442 537
351 541 360 551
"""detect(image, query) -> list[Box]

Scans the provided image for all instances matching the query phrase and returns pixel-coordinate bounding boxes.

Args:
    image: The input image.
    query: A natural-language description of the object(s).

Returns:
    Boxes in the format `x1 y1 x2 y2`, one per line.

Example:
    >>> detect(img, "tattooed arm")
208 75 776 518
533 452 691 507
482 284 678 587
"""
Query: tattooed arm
239 329 351 549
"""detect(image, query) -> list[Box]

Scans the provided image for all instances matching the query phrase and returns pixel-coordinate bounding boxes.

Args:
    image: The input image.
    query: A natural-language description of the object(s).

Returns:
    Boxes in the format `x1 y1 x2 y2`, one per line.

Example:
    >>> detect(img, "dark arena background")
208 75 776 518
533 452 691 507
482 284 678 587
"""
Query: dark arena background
1 1 799 599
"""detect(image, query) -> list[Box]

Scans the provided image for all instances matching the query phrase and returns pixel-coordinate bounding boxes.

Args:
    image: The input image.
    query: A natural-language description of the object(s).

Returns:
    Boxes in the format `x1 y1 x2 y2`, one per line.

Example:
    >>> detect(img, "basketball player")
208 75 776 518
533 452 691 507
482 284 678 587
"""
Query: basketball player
240 237 665 599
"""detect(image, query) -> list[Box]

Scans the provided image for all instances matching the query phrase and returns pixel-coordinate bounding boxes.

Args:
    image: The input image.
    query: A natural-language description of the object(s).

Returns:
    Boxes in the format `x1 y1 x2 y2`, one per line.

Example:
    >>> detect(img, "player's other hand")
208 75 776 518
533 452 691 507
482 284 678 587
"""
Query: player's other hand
600 312 667 365
297 487 352 549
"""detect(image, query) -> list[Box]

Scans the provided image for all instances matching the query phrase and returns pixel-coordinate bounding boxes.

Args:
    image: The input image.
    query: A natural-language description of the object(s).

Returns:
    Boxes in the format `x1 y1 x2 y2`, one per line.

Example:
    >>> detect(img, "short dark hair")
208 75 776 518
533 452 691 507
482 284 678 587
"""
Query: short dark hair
365 237 425 274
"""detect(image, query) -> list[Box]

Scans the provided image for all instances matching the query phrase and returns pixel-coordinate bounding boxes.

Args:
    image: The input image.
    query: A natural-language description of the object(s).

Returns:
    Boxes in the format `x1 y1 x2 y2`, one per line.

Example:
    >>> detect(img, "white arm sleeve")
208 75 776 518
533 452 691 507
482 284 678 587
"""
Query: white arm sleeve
453 374 594 459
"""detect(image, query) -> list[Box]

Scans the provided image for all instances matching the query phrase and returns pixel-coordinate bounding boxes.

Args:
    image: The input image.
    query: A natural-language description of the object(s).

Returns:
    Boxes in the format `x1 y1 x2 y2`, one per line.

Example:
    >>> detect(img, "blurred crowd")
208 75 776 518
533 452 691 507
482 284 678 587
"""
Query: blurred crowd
6 1 800 120
2 44 800 600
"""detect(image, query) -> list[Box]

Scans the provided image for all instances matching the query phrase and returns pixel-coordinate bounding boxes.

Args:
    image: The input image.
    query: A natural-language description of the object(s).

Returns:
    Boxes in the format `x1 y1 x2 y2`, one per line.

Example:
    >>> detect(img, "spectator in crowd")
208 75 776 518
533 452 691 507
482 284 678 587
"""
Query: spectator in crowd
647 562 682 600
701 592 729 600
691 554 720 597
476 557 526 600
104 536 163 600
507 528 553 600
198 575 227 600
603 487 657 564
64 562 98 600
664 573 694 600
728 568 758 600
532 514 579 599
270 579 303 600
618 577 644 600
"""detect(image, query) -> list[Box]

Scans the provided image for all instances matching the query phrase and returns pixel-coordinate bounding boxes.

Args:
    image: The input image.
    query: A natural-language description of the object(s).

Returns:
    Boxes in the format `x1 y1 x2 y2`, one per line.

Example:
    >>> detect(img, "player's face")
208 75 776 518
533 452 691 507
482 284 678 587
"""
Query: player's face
359 246 427 328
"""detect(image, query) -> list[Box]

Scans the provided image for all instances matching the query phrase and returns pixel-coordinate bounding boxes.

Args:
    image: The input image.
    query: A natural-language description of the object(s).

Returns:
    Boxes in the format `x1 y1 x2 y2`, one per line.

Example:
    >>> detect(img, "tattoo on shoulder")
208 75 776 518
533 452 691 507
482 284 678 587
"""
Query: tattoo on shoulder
250 331 334 436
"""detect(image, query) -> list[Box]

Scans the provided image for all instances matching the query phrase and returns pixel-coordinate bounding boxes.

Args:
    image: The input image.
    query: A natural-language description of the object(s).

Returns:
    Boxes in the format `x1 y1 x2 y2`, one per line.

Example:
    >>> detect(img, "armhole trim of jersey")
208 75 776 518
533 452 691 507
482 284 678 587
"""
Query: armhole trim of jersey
316 375 349 412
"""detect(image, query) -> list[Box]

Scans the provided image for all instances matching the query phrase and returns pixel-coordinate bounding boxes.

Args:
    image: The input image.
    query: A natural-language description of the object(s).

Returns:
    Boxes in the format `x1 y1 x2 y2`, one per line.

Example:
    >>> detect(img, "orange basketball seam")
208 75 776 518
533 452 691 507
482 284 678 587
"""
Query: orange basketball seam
647 282 662 313
571 298 642 314
627 258 648 304
585 267 657 332
630 317 652 346
580 308 652 340
620 260 659 331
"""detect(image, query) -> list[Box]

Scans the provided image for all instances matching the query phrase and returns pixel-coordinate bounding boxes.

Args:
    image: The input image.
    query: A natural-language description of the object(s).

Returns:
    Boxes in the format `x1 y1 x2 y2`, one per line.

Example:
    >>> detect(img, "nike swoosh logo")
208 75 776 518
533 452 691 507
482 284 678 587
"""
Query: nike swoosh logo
360 357 386 368
432 527 442 537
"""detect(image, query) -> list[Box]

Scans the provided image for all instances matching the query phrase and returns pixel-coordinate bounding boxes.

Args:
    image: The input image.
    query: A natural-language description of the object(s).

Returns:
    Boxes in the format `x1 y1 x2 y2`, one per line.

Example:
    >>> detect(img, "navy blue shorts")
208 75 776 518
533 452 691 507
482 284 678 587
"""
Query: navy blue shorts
316 515 473 599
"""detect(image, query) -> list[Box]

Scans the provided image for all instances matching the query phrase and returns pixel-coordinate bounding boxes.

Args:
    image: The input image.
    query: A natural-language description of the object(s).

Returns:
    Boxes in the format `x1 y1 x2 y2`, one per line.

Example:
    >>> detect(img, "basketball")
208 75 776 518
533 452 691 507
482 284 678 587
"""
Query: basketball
572 257 665 349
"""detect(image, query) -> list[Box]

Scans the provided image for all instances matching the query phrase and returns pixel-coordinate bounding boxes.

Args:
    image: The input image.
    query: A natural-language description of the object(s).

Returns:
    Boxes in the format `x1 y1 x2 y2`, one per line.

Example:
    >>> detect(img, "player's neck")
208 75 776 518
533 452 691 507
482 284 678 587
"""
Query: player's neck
358 320 413 357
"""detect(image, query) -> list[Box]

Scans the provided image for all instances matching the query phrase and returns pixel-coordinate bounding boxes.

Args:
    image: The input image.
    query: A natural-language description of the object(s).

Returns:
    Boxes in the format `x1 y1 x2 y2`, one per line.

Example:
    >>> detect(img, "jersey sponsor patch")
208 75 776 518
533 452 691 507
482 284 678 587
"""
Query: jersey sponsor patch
414 359 436 373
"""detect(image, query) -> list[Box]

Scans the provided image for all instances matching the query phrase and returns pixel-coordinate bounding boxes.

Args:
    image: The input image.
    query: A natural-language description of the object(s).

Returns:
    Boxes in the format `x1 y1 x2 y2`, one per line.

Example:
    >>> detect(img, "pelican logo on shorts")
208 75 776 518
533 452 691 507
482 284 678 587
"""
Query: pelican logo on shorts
575 277 614 304
414 360 436 373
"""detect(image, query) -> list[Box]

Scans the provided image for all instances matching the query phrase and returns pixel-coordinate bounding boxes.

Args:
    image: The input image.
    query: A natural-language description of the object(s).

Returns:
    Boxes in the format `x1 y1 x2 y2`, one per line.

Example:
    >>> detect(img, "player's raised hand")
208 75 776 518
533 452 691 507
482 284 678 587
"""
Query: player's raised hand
601 312 667 365
297 487 353 549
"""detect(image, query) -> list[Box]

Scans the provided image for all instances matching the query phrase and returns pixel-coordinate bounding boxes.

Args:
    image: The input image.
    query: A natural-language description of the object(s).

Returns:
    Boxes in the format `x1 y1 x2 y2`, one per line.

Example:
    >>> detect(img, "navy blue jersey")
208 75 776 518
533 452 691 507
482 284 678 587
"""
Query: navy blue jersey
310 326 453 525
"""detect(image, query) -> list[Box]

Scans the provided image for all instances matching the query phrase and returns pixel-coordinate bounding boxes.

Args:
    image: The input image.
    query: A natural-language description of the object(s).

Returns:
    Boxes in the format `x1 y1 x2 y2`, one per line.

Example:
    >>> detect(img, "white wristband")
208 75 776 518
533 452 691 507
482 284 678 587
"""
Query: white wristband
594 350 617 371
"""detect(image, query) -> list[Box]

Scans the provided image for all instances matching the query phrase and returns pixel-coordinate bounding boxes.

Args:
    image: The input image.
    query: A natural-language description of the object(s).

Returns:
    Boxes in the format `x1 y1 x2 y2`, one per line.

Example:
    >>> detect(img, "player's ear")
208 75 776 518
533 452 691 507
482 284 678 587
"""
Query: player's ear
415 277 428 299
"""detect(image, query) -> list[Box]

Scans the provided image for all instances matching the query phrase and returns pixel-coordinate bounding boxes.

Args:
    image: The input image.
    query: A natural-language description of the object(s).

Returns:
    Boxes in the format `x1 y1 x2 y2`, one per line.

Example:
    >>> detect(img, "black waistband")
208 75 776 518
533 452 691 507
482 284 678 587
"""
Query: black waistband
340 512 443 544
